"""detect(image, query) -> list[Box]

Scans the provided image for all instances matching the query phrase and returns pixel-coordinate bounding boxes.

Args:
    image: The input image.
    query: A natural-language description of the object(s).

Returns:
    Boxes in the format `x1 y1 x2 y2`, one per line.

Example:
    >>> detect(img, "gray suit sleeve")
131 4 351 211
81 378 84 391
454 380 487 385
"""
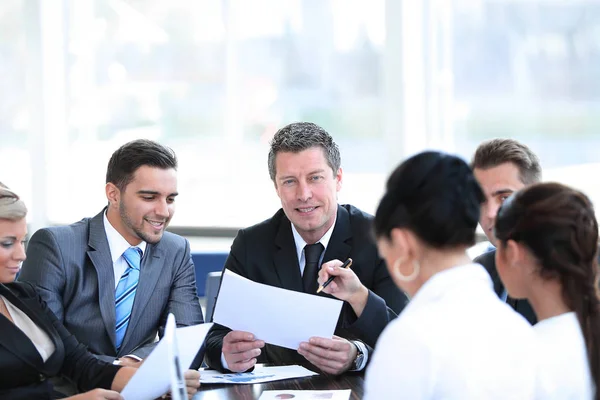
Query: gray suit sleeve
152 238 204 349
19 228 67 321
128 239 203 360
126 342 157 360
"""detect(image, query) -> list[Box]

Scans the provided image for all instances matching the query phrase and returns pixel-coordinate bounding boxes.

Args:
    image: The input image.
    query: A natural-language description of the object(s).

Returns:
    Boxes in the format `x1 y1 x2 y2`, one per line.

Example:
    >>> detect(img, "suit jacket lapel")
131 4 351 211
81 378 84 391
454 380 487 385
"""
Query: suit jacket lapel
87 210 118 348
124 244 163 351
322 205 352 271
0 285 63 375
274 215 303 292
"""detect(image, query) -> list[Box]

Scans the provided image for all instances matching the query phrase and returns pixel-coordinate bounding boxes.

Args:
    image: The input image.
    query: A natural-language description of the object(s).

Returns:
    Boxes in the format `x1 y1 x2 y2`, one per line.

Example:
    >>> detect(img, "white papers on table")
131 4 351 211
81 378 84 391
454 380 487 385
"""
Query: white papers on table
258 390 351 400
212 269 343 350
200 364 318 384
121 322 213 400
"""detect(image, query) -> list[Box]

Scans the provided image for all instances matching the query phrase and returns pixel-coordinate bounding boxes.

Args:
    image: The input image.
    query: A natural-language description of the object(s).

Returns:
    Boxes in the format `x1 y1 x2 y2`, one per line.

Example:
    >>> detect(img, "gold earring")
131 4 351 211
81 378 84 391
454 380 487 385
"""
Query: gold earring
392 258 420 282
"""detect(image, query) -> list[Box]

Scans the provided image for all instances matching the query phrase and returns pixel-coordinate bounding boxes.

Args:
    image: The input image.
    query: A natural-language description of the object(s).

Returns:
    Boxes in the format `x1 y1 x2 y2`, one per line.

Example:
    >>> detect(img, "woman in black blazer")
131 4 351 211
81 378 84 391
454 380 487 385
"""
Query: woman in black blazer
0 184 141 399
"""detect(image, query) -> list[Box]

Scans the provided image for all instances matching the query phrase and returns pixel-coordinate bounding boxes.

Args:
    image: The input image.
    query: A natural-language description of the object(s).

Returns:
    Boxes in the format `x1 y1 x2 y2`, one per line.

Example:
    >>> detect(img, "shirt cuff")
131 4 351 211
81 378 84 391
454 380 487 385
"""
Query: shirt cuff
123 354 142 361
350 340 368 371
221 352 230 370
113 354 142 364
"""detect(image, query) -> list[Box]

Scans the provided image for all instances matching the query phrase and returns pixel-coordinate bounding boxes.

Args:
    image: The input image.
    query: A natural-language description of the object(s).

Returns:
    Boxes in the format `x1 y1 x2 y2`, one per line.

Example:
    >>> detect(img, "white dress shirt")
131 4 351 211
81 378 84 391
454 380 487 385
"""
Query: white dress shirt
2 295 56 362
364 263 536 400
103 212 147 288
103 212 147 362
290 220 368 371
290 220 335 275
534 312 594 400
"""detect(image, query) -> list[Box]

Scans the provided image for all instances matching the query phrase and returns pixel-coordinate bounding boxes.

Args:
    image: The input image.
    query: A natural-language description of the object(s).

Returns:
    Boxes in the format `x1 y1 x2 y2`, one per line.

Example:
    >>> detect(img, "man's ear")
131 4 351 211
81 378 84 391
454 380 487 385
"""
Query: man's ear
335 167 343 192
105 183 120 208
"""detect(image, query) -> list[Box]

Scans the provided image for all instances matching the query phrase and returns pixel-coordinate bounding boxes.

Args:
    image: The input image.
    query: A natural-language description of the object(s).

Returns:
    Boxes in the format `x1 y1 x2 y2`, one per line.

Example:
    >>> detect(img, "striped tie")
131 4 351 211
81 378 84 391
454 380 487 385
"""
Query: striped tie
115 247 142 351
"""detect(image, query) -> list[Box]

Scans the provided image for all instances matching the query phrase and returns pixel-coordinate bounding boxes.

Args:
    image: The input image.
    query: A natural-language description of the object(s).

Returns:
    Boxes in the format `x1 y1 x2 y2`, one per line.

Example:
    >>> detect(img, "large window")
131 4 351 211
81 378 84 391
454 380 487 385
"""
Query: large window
5 0 600 234
0 1 29 201
452 0 600 208
49 0 388 228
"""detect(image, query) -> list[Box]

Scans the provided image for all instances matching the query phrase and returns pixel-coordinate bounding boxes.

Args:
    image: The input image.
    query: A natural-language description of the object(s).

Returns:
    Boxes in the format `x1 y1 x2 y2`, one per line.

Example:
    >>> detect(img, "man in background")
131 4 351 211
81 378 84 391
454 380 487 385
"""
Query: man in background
471 138 541 324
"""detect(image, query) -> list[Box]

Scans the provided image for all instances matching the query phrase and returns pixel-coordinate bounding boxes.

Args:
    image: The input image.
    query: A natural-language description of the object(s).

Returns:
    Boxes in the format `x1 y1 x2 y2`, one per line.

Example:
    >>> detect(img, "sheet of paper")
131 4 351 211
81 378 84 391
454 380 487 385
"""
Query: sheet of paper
259 390 351 400
213 270 343 350
200 364 318 384
121 322 213 400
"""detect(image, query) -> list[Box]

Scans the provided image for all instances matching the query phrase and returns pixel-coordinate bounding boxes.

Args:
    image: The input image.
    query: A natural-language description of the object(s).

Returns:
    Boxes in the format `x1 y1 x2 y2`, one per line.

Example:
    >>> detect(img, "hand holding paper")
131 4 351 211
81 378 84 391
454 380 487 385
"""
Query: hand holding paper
297 336 357 375
222 330 265 372
213 270 343 350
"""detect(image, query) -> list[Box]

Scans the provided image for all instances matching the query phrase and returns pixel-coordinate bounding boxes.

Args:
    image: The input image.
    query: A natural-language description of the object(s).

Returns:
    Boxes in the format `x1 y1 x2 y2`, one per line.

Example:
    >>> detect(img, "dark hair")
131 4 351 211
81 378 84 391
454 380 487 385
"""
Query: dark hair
495 182 600 398
268 122 341 182
106 139 178 191
471 138 542 185
374 151 485 248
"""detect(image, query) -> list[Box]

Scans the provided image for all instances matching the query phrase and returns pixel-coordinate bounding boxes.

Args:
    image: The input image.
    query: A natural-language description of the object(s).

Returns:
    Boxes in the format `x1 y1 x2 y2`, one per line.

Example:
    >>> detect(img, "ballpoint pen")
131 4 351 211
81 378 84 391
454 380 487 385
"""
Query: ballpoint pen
316 258 353 293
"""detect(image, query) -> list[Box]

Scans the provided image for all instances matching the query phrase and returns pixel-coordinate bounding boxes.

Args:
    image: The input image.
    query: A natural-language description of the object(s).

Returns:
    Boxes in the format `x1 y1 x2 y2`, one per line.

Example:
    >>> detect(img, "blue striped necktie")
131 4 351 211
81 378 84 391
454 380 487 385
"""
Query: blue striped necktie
115 247 142 350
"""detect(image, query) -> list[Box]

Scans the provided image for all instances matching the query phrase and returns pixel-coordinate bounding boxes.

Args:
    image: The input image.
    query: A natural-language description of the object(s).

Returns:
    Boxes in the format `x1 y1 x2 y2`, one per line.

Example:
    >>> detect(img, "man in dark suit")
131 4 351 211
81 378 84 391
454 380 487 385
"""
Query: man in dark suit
19 139 204 393
471 139 541 324
205 122 408 375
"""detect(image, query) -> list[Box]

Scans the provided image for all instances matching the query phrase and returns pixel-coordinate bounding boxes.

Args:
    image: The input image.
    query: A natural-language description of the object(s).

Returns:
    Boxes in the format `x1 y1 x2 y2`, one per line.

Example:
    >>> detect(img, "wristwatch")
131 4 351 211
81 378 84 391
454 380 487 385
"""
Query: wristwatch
350 342 365 371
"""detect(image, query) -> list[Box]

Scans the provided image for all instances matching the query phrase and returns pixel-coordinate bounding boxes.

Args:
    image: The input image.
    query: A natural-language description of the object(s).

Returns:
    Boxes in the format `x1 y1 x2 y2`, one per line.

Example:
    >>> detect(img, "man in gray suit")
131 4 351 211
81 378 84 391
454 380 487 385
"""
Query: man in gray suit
19 139 204 372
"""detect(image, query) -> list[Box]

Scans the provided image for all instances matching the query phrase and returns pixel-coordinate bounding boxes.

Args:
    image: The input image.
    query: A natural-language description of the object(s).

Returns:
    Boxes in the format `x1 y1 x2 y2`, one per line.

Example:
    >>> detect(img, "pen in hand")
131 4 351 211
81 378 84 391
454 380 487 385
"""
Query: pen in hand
316 258 353 293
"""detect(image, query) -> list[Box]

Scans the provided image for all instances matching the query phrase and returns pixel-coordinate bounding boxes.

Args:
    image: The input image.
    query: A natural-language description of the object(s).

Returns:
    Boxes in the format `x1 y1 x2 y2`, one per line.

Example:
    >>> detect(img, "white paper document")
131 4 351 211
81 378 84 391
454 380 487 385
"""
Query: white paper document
212 269 343 349
200 364 318 384
259 390 351 400
121 322 213 400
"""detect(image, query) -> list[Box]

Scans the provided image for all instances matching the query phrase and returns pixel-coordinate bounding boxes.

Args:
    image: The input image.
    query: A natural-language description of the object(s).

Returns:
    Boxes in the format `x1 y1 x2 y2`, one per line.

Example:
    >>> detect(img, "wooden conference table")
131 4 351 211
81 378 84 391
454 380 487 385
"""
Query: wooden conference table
192 369 365 400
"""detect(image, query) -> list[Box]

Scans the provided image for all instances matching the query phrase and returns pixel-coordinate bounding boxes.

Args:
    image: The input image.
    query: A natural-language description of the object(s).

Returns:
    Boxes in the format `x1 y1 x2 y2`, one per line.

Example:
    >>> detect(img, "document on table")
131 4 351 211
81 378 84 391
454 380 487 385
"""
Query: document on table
212 269 343 349
200 364 318 384
258 390 351 400
121 322 213 400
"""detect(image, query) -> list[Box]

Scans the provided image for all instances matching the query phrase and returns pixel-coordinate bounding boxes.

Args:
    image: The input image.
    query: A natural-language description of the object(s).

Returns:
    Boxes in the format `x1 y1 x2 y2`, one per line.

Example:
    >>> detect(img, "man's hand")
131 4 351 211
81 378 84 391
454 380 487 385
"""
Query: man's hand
184 370 201 399
318 260 369 317
297 336 357 375
222 330 265 372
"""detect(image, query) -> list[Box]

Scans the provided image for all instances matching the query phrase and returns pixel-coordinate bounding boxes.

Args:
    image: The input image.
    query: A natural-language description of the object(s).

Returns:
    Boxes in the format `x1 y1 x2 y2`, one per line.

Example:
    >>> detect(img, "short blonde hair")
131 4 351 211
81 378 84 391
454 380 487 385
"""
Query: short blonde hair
0 182 27 220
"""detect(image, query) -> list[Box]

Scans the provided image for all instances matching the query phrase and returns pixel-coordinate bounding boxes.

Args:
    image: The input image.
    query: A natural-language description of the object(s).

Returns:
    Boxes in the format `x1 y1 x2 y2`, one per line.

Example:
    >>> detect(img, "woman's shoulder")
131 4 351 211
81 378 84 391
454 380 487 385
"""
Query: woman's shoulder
2 281 38 299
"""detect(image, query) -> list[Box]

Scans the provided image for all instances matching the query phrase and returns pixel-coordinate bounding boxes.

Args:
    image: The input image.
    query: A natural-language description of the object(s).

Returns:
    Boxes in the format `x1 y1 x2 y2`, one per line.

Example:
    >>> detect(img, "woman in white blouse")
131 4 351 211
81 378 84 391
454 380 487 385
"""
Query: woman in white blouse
494 182 598 400
364 151 536 400
0 184 201 399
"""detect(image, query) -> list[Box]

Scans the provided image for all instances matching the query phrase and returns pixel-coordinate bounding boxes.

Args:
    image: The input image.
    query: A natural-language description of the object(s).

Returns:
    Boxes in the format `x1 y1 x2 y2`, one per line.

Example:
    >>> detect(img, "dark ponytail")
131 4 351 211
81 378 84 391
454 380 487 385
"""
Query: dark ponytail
495 182 600 399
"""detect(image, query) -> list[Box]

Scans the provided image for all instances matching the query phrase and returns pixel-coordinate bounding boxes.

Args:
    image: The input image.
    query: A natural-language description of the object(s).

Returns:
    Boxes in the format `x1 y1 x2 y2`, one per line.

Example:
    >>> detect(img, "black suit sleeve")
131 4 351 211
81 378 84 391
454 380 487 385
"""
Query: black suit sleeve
473 251 504 297
338 257 408 348
26 285 122 392
204 230 267 371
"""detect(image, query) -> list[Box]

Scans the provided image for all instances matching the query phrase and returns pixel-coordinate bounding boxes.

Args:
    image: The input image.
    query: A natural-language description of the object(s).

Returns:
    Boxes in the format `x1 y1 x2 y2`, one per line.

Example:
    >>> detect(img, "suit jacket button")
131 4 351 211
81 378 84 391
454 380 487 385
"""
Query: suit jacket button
39 373 45 381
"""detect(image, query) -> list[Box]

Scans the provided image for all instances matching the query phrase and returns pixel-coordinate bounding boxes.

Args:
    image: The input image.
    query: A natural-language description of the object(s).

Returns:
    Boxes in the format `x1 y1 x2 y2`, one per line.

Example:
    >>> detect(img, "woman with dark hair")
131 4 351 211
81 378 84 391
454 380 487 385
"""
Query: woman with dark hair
495 182 598 399
364 151 535 400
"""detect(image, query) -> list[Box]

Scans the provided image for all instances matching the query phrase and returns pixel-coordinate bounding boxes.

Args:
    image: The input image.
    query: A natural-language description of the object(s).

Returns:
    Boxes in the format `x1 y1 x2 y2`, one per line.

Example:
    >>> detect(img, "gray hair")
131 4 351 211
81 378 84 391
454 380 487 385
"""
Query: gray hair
268 122 341 182
0 182 28 220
